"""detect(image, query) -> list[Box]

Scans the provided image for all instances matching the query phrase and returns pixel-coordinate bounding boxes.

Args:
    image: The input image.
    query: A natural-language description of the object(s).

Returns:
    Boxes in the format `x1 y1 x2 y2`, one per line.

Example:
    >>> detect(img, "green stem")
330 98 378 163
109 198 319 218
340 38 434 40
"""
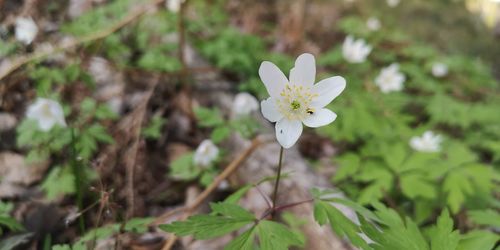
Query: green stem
70 128 85 232
271 147 284 218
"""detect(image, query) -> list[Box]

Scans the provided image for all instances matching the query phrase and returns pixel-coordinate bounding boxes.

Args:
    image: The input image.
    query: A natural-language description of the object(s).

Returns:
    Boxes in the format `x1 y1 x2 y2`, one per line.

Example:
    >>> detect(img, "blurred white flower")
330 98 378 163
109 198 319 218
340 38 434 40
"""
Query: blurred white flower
218 180 230 190
431 62 448 78
387 0 400 7
375 63 405 93
232 92 259 116
26 98 66 131
166 0 185 13
342 35 372 64
89 57 113 84
15 17 38 45
410 131 442 152
260 53 346 148
194 139 219 167
366 17 381 31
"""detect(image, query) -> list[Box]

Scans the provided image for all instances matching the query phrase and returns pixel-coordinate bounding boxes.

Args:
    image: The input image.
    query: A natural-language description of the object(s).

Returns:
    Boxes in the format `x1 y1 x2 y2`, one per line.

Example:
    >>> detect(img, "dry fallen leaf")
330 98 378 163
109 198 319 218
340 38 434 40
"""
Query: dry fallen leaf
0 152 49 198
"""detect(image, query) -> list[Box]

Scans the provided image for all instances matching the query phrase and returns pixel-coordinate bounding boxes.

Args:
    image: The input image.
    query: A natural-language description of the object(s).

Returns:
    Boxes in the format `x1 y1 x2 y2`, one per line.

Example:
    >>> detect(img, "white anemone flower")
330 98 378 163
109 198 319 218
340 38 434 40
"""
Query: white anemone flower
193 139 219 168
387 0 400 7
366 17 381 31
166 0 184 13
232 92 259 116
26 98 67 131
374 63 405 93
409 131 443 153
15 17 38 45
259 53 346 148
342 36 372 64
431 62 448 78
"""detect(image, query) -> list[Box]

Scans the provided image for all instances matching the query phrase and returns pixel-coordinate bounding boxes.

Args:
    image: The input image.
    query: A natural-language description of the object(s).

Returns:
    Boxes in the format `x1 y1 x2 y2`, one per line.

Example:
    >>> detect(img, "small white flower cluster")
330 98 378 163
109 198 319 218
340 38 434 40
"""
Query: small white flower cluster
374 63 405 93
166 0 185 13
193 139 219 168
387 0 400 8
342 36 372 64
431 62 448 78
26 98 66 131
232 92 259 117
15 17 38 45
366 17 381 31
410 131 442 153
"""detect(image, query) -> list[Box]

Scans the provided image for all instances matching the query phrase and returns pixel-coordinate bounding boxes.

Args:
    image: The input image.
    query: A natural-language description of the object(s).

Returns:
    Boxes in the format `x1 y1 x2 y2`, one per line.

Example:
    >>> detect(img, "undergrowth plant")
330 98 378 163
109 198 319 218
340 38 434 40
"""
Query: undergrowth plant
2 0 498 249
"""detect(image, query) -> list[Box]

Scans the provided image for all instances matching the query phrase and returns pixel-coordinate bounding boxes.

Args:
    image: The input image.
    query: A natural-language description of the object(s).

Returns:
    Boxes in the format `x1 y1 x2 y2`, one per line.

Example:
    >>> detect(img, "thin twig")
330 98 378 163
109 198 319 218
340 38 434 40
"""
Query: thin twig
0 0 164 81
155 138 265 250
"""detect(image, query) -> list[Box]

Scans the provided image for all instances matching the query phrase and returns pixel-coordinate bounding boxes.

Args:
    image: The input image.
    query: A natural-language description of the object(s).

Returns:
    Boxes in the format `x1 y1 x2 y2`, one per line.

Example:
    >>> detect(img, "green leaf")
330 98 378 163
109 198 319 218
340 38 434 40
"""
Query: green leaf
333 153 361 182
87 124 114 144
210 126 231 143
194 107 224 128
457 230 500 250
257 220 304 250
468 209 500 228
160 203 255 240
0 202 14 217
313 201 371 250
429 210 459 250
224 226 256 250
0 216 25 234
443 171 472 214
210 202 255 220
224 185 252 204
41 166 75 200
400 173 436 199
142 115 167 139
383 143 407 173
363 203 430 250
169 153 200 180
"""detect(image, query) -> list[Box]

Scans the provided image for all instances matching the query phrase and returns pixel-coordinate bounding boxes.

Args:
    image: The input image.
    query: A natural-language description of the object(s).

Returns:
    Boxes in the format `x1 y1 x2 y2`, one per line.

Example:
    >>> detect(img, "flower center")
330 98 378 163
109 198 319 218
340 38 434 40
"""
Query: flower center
290 100 301 110
277 84 318 121
41 103 53 118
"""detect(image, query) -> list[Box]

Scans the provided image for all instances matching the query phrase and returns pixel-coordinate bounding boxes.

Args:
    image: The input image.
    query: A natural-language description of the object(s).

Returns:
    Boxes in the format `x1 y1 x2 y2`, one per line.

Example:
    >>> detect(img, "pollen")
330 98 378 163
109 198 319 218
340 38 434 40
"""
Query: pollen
276 84 317 120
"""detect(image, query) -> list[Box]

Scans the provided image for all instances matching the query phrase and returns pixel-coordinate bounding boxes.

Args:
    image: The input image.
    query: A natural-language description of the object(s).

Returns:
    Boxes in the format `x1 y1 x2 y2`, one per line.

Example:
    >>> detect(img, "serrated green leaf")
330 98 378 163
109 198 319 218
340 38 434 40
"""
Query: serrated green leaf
429 209 459 250
468 209 500 228
160 203 255 240
224 185 252 204
457 230 500 250
257 220 304 250
210 202 255 220
443 171 472 214
211 126 231 143
314 201 371 250
41 166 75 200
224 226 256 250
400 173 436 199
333 153 361 182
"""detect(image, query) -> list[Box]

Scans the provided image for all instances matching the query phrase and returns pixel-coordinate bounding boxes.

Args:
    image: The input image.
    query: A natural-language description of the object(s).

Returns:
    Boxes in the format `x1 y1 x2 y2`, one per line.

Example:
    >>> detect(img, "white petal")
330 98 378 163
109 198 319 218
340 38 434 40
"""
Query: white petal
38 117 56 131
275 119 303 149
310 76 346 108
259 61 288 98
302 108 337 128
289 53 315 87
261 97 283 122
